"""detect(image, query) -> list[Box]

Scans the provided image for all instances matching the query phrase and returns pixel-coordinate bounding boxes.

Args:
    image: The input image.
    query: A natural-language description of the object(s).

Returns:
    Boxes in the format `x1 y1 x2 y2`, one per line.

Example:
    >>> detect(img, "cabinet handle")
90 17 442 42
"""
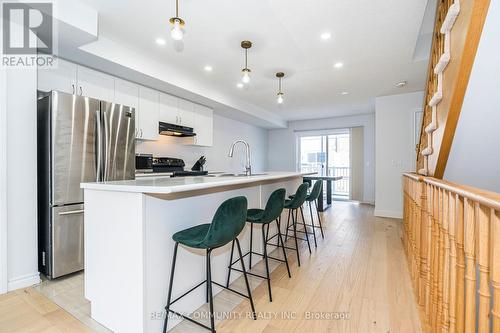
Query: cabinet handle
79 86 83 95
140 129 143 138
71 84 75 95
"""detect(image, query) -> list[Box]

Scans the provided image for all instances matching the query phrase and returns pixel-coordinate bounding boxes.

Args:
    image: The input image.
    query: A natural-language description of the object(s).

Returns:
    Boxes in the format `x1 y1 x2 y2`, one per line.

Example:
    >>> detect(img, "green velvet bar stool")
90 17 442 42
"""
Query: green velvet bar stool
283 183 311 267
288 180 324 247
226 188 290 302
163 196 256 333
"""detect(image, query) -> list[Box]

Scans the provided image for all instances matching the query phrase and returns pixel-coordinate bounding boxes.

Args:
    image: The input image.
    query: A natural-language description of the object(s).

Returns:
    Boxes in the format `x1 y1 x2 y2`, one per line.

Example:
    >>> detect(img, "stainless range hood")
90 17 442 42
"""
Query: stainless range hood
159 121 196 137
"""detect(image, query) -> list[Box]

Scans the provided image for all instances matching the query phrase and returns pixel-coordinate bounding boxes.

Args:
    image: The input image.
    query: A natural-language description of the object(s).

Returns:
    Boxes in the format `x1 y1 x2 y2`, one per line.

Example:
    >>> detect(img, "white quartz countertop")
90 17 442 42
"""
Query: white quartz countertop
81 172 309 194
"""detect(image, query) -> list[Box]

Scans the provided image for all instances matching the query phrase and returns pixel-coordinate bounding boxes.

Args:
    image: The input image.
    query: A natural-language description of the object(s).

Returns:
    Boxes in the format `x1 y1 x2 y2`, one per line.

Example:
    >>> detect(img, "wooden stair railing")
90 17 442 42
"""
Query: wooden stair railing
403 173 500 333
416 0 490 178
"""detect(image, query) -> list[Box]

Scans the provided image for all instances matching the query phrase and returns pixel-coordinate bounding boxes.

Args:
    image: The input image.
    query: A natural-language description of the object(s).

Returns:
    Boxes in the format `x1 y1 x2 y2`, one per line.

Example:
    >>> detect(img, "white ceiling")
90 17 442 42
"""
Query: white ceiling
78 0 431 121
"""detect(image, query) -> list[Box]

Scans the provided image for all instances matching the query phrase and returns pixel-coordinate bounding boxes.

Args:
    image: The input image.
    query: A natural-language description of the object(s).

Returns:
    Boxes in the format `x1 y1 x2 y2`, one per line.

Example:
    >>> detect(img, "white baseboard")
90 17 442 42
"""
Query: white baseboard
373 209 403 219
8 272 40 291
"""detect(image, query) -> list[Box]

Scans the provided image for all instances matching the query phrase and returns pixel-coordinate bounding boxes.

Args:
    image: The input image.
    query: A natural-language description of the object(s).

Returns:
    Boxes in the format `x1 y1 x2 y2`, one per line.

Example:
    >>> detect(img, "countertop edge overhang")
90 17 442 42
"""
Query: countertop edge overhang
80 172 312 194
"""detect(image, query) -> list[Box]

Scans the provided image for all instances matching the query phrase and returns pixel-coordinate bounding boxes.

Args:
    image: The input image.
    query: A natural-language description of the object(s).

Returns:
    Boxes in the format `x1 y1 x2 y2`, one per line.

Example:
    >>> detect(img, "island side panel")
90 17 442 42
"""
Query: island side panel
84 189 146 333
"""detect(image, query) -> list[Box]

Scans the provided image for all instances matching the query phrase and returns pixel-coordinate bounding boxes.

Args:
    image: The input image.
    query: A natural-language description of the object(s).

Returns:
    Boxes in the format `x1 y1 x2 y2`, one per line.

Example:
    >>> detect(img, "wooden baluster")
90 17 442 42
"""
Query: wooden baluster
476 205 491 333
441 189 450 332
431 185 440 330
463 199 476 333
415 180 422 296
419 180 428 307
436 188 445 331
492 210 500 333
447 192 457 333
425 182 433 320
455 195 466 333
403 179 408 254
412 180 418 284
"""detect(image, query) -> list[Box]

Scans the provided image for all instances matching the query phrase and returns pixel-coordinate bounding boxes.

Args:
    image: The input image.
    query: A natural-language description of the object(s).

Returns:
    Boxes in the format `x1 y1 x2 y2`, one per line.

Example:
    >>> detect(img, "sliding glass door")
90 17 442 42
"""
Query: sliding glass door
298 130 351 200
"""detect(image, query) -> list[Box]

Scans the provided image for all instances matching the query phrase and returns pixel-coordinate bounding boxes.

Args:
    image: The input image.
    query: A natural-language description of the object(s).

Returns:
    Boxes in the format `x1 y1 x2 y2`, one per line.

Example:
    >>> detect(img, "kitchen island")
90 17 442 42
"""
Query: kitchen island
81 172 305 333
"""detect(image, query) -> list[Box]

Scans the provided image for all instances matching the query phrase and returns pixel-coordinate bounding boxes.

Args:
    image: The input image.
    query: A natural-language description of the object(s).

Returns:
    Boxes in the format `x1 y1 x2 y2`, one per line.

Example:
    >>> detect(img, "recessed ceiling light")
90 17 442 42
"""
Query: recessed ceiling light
340 91 349 95
320 32 331 40
204 65 213 72
236 83 244 89
334 62 343 69
155 38 166 46
395 81 407 87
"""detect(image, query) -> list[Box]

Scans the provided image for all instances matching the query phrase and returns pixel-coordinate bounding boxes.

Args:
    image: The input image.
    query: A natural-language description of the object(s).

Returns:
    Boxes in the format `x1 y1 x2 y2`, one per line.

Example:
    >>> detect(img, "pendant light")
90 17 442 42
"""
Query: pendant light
276 72 285 104
169 0 185 41
241 41 252 84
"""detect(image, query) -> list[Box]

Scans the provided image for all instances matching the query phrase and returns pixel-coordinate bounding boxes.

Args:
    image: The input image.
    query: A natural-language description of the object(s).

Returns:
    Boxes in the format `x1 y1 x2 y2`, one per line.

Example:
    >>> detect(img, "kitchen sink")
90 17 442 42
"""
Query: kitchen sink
206 173 267 178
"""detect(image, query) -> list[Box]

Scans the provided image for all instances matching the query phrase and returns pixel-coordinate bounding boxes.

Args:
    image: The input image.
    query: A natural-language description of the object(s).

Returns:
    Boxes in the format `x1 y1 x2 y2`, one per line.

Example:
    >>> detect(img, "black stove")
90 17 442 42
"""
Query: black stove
151 157 208 177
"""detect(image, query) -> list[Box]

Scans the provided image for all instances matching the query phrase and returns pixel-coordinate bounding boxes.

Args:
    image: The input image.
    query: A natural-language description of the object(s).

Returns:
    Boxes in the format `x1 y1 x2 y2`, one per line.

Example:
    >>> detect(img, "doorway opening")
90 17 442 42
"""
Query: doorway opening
297 129 351 200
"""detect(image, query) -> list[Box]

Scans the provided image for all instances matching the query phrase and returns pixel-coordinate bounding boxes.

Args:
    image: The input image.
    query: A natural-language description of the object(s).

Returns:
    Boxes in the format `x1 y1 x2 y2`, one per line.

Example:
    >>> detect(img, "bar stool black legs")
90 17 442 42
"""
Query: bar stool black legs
164 239 256 333
226 216 291 303
314 200 325 238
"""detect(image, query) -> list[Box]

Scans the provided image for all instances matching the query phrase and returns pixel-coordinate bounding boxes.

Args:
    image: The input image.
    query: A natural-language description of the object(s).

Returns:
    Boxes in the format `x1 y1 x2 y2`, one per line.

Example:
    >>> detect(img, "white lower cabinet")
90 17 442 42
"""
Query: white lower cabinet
137 87 159 140
191 104 213 147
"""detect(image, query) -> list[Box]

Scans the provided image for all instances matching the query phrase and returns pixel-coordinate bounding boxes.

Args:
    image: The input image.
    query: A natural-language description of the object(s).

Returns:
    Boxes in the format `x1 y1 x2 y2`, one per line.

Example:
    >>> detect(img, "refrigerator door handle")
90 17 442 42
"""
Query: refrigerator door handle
95 110 103 182
103 110 110 181
58 209 84 216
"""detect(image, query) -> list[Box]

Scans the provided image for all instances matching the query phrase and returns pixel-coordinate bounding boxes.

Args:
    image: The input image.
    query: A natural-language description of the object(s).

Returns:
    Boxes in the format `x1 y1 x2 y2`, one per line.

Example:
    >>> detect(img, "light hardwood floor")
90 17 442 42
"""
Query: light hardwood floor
0 202 422 333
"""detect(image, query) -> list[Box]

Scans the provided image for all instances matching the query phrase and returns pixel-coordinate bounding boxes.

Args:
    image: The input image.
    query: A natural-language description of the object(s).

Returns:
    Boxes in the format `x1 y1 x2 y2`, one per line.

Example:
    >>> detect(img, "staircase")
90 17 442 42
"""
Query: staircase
416 0 489 178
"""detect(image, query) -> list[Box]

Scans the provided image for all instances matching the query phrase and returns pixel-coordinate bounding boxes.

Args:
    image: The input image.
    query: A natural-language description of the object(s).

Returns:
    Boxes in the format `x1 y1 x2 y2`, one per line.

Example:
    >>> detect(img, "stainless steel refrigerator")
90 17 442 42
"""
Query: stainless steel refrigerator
37 90 135 278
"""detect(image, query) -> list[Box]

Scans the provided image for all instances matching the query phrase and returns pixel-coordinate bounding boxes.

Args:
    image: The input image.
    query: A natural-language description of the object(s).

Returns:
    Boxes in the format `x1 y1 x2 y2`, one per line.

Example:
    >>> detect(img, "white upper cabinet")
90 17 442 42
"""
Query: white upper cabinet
159 92 178 125
77 66 115 102
114 78 139 109
38 58 77 94
138 87 159 141
37 58 214 145
191 104 213 147
177 98 195 128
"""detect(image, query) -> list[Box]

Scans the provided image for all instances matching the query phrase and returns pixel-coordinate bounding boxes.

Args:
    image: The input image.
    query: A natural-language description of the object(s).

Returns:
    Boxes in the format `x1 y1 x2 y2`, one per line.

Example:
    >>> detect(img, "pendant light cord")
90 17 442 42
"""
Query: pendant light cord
245 49 248 70
278 77 282 94
175 0 179 18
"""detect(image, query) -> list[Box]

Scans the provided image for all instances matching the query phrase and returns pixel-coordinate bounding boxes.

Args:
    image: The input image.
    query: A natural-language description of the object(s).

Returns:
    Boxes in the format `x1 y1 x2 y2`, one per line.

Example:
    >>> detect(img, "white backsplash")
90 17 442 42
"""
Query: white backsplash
136 114 268 173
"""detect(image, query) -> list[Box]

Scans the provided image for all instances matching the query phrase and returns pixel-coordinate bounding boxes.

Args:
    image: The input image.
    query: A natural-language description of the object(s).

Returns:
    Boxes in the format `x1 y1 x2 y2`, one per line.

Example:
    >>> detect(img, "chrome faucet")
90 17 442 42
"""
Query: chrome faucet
228 140 252 176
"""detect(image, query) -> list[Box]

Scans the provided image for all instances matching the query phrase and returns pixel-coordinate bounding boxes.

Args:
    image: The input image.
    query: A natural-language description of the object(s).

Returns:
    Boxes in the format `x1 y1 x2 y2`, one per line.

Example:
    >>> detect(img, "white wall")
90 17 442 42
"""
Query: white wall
3 68 40 291
0 68 7 293
267 114 375 203
136 114 268 173
375 91 424 218
444 1 500 192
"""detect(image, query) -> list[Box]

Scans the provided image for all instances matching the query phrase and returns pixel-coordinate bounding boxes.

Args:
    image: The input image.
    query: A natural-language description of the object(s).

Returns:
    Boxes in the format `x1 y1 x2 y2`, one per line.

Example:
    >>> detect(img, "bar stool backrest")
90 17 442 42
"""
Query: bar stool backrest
261 188 286 223
287 183 309 209
202 196 248 249
307 180 323 202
